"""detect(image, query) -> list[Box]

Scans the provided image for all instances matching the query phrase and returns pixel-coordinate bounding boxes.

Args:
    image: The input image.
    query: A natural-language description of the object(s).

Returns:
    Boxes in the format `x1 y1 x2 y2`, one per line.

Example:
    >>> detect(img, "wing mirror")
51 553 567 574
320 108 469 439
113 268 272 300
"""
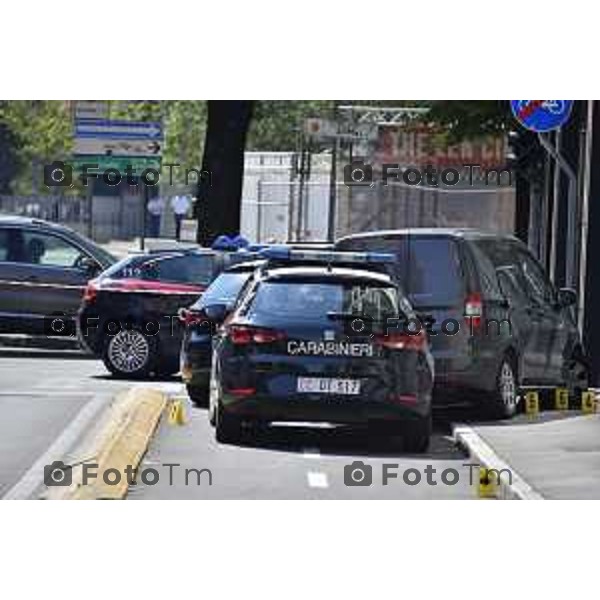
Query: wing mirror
79 256 101 277
203 303 229 324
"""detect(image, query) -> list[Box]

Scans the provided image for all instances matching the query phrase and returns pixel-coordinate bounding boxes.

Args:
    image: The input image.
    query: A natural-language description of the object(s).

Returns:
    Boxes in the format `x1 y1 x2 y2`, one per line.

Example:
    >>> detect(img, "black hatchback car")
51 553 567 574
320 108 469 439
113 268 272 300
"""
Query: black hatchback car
206 248 434 452
78 247 261 378
0 216 116 336
180 259 264 405
336 228 587 418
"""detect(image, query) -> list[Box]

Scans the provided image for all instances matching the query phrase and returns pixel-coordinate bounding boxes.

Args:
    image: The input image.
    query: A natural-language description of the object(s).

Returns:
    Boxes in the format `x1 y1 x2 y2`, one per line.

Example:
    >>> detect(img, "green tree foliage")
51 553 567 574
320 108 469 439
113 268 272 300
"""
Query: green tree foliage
0 101 73 194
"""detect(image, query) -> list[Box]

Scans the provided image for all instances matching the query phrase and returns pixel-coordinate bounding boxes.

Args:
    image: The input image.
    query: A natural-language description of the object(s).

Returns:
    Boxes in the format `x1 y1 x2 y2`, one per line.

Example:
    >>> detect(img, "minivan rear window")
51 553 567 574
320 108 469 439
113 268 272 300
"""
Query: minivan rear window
336 236 463 308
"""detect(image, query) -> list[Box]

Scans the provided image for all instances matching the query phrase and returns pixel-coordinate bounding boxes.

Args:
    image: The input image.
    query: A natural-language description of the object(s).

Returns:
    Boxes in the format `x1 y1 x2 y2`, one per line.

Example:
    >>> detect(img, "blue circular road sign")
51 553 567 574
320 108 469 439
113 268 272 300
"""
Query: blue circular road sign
510 100 574 132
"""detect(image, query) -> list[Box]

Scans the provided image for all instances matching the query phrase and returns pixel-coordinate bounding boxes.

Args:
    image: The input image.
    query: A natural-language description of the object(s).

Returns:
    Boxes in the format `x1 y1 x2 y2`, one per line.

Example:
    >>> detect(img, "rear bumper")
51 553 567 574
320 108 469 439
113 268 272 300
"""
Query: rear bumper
220 392 431 423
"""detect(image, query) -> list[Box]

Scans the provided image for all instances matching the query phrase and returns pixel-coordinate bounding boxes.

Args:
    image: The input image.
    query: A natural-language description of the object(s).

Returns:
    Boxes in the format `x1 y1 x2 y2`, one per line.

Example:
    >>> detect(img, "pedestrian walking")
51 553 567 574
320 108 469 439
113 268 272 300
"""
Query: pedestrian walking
147 195 165 238
171 194 191 240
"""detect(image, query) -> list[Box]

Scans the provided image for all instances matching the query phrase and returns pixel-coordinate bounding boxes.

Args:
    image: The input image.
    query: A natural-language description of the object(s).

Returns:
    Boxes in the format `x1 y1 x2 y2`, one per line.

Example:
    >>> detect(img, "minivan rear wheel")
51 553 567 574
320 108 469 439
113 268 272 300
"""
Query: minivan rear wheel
489 357 519 419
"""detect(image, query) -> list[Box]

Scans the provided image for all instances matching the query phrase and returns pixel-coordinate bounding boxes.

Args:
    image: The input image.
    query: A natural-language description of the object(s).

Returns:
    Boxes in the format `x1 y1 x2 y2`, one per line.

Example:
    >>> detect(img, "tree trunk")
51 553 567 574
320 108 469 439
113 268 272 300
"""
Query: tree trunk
196 100 253 245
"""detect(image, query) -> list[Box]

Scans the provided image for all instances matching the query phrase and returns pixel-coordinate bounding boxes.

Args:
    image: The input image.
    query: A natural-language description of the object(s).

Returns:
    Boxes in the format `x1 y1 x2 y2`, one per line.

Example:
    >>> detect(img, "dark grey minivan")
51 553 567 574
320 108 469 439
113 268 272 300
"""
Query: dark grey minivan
336 228 587 418
0 216 116 335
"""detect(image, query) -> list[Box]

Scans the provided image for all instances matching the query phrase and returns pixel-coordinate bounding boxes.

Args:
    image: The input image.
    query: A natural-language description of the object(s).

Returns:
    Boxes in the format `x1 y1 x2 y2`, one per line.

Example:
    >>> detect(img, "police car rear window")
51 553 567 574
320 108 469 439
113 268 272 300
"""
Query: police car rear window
246 280 400 322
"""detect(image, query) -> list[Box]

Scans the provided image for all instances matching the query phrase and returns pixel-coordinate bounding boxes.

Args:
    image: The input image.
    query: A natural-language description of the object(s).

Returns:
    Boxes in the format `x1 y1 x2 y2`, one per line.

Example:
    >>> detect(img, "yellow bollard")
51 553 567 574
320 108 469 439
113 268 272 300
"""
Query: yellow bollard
478 468 498 499
168 399 187 426
555 388 569 411
581 390 597 415
525 391 539 417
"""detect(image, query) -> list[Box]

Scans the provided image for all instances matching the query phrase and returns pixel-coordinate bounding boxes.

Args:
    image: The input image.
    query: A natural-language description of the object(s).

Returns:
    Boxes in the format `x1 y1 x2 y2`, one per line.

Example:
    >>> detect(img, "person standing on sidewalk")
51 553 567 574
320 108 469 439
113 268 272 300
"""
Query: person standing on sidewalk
147 195 165 238
171 194 191 241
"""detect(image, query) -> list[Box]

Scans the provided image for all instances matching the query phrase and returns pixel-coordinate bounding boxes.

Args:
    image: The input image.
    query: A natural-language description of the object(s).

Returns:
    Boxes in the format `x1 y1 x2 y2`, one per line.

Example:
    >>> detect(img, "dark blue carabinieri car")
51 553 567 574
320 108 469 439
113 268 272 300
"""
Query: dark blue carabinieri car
206 248 435 452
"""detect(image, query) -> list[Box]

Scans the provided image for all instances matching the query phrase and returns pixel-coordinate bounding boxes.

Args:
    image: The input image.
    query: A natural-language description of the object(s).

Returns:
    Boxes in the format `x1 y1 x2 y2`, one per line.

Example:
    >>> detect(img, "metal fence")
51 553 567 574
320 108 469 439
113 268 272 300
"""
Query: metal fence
0 195 88 234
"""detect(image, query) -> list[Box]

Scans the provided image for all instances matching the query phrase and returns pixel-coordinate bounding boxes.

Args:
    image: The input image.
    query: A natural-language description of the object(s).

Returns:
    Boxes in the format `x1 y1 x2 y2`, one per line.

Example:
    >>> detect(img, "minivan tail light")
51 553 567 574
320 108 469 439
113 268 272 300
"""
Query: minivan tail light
464 292 482 329
227 325 286 345
373 329 426 351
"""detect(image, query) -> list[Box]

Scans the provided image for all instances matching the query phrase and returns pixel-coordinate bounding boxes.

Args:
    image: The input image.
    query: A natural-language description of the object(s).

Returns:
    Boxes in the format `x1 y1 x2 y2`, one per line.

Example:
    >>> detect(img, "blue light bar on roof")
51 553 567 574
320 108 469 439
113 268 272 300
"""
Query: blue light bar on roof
258 247 395 264
212 235 253 251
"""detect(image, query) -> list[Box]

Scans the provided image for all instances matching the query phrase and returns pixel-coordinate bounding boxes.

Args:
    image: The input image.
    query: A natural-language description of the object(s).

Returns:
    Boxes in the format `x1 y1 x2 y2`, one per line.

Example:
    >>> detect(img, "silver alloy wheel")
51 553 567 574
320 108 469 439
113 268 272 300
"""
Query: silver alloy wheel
107 330 150 374
499 361 517 414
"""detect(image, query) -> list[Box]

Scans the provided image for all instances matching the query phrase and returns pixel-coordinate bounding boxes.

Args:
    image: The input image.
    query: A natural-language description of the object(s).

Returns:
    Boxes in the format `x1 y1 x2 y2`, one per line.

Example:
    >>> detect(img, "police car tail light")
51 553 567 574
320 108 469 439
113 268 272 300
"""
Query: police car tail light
228 325 286 345
374 330 426 351
82 281 98 303
464 292 483 329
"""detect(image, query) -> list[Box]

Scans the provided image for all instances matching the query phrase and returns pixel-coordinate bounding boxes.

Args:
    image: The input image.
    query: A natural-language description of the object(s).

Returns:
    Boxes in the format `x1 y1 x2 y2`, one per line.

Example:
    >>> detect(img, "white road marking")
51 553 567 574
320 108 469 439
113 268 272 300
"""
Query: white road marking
2 393 111 500
307 471 329 489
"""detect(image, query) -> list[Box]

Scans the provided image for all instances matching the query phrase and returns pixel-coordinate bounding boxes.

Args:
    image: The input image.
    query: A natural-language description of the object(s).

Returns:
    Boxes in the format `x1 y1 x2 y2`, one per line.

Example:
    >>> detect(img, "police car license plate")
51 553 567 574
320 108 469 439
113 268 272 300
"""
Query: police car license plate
297 377 361 395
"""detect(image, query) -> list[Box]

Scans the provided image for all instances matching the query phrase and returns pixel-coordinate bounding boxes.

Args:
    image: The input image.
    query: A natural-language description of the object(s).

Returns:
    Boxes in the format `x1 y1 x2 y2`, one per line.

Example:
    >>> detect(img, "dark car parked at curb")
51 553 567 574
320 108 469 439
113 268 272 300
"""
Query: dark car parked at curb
206 248 434 452
0 216 116 336
180 260 264 405
78 247 246 378
335 228 588 418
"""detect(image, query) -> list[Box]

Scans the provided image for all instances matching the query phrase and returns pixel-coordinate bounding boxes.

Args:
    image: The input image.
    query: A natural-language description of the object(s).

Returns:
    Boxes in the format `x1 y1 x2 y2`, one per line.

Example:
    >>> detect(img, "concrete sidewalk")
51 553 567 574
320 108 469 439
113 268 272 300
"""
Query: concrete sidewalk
464 412 600 499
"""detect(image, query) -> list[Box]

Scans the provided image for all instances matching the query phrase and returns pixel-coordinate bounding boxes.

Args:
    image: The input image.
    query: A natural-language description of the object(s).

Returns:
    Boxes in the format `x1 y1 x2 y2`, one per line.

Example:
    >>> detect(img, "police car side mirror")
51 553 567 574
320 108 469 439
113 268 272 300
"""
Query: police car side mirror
204 303 229 323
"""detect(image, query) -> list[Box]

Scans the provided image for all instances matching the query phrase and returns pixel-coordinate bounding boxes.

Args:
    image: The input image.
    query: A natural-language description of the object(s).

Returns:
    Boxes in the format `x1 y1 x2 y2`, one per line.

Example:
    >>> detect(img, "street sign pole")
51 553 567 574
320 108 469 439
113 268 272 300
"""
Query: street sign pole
538 131 578 288
327 136 338 242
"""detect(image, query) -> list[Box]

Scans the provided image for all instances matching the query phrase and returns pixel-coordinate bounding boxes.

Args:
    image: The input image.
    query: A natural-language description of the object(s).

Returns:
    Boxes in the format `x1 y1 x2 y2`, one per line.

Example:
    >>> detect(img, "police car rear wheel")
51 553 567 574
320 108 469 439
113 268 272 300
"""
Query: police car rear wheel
102 330 157 379
187 383 209 407
403 413 431 454
215 401 242 444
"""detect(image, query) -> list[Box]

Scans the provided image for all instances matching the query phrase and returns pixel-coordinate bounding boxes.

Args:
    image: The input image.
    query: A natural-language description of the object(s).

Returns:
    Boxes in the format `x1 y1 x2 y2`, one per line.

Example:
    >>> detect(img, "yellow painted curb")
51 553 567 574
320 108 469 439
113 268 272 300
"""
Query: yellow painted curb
47 387 167 500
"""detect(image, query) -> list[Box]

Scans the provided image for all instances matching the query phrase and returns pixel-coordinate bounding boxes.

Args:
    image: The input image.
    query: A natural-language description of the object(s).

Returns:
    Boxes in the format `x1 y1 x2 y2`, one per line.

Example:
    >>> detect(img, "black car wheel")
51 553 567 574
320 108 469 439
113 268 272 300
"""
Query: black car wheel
564 354 589 400
187 383 209 407
489 356 519 419
215 400 243 444
102 330 157 379
403 413 432 454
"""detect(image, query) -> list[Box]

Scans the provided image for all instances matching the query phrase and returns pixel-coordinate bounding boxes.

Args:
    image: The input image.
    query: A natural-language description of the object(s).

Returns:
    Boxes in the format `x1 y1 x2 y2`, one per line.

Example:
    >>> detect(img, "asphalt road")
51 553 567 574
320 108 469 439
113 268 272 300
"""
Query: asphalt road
0 347 180 499
129 402 479 500
4 344 593 499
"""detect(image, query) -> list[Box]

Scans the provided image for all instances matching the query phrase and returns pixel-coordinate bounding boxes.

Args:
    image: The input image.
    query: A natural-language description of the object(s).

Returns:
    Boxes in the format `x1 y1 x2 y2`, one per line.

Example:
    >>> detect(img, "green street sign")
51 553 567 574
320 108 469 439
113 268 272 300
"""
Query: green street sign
71 155 161 173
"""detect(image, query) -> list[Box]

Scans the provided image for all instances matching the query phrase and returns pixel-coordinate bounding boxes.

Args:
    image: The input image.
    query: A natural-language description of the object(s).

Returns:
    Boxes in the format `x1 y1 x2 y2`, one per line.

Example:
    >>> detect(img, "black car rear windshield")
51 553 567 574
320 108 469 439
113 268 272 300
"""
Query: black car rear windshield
337 236 463 308
102 253 216 285
195 272 253 308
245 280 401 323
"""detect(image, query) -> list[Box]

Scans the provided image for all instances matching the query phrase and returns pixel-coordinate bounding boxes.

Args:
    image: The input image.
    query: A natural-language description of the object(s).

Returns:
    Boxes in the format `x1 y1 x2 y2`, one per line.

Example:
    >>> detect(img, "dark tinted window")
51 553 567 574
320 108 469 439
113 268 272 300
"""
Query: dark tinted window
336 235 463 307
246 280 400 323
104 253 216 285
197 272 252 307
0 229 10 261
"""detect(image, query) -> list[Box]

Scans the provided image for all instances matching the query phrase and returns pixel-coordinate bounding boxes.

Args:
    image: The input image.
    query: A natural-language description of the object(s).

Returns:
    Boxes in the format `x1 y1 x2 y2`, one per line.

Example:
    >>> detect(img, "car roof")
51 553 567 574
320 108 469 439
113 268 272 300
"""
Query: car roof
0 214 74 231
261 266 393 285
336 228 520 243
